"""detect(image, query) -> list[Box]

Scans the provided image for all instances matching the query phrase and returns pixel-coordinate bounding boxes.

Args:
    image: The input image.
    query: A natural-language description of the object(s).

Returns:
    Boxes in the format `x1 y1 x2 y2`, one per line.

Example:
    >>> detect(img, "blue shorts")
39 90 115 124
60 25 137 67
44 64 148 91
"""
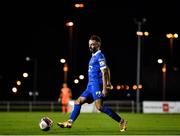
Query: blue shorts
81 83 103 103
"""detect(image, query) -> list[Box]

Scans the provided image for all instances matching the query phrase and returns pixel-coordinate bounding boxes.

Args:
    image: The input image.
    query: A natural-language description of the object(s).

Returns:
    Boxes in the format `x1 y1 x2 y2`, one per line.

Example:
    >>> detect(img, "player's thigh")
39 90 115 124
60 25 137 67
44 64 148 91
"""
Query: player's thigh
91 84 102 100
94 99 103 110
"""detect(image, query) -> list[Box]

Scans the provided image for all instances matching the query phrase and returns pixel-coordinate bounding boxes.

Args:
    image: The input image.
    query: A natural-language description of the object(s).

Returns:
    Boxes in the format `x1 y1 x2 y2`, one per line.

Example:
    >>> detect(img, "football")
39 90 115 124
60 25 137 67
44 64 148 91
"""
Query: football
39 117 53 131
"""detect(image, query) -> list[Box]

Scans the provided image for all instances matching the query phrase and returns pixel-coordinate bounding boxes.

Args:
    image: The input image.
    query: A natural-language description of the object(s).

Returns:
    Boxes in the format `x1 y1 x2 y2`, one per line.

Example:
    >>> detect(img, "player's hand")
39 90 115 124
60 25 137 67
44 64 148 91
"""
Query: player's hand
106 83 113 90
102 89 108 97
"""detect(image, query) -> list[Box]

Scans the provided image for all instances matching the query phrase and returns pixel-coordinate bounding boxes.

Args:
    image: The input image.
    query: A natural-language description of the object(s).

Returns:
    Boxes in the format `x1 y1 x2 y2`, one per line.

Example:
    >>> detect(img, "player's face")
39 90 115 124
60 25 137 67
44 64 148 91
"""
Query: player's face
89 40 100 53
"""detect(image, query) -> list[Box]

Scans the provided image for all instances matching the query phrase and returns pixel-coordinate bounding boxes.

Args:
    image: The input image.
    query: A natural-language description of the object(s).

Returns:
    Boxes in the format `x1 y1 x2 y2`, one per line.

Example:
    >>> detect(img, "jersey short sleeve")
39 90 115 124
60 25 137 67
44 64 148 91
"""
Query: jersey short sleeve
98 54 107 70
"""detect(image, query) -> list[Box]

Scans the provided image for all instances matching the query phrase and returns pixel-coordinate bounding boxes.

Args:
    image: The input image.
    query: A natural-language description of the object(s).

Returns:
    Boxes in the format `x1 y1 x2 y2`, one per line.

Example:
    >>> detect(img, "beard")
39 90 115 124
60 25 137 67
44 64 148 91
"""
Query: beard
89 47 97 53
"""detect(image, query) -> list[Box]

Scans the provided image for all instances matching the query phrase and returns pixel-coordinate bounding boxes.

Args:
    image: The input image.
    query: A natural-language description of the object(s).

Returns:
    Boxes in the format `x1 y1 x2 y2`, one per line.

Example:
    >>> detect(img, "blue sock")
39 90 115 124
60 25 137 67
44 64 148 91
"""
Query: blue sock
70 104 81 122
100 106 121 123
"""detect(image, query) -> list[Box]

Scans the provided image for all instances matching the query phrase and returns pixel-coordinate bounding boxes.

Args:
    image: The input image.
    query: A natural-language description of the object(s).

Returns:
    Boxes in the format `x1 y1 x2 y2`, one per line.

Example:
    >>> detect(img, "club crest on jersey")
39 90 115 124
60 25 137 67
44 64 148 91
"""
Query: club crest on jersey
88 66 93 72
96 91 101 97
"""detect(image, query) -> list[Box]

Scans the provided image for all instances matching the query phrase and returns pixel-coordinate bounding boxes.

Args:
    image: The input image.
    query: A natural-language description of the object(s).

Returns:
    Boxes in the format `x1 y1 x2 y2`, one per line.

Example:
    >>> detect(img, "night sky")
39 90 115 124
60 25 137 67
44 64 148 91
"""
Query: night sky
1 1 180 101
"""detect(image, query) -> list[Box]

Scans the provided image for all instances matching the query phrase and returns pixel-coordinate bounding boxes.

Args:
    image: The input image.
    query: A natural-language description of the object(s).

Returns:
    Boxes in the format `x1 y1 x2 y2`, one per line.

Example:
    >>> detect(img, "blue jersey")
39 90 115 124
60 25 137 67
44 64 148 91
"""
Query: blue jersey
80 50 107 102
88 50 107 84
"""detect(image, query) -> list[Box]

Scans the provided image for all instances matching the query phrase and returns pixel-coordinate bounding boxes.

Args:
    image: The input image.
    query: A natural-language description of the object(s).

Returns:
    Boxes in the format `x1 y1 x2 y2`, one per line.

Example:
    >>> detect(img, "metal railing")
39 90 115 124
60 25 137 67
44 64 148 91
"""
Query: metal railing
103 100 135 113
0 100 135 112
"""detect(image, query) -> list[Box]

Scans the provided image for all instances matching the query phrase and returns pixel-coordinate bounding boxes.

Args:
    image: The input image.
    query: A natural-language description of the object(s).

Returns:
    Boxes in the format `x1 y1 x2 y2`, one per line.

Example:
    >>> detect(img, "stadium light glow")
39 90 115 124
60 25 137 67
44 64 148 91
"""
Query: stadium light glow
116 85 121 90
162 64 166 73
23 72 28 78
63 63 68 72
66 22 74 27
74 3 84 8
166 33 178 58
79 75 84 80
12 87 17 93
25 56 31 61
136 31 149 36
29 91 33 96
16 80 21 86
166 33 178 39
60 58 68 83
136 31 143 36
125 85 130 90
132 85 137 90
60 58 66 64
74 79 79 84
144 31 149 36
157 59 163 64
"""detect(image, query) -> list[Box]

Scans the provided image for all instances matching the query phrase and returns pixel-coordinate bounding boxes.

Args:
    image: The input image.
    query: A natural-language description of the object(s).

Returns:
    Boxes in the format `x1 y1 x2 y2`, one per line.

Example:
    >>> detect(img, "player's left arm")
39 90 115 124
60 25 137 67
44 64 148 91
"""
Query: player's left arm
106 66 113 90
101 68 109 97
58 90 62 102
99 56 113 97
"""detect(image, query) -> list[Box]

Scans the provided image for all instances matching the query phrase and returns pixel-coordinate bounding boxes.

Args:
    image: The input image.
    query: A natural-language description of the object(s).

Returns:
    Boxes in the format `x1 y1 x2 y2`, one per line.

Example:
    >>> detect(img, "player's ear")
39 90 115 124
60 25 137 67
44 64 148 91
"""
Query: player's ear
98 42 101 47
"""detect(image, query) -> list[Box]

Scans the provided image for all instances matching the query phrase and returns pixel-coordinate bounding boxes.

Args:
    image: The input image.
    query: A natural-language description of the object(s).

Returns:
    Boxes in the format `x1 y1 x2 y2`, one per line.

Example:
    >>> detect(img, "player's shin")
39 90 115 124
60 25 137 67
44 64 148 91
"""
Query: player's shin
69 104 81 122
100 106 121 123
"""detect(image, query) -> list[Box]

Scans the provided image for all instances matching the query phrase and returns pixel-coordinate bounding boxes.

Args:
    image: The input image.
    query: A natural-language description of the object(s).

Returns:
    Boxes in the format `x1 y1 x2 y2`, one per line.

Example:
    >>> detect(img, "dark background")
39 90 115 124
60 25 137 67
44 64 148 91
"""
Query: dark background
0 0 180 101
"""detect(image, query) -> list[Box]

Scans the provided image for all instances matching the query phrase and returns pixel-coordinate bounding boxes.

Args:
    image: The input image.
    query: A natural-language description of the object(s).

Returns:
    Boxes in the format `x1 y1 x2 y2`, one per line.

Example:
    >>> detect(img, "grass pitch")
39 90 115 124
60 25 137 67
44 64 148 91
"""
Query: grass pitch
0 112 180 135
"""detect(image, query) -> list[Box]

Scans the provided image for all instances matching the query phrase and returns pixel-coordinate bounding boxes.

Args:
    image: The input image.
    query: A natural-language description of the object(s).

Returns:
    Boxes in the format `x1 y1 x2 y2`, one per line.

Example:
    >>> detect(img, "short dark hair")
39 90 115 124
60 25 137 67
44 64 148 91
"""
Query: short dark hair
90 35 101 44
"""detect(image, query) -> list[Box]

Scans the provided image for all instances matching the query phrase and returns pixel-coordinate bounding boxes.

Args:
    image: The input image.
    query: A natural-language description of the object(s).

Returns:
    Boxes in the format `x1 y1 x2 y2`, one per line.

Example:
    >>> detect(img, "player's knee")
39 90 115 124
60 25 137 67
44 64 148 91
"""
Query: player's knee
96 105 103 111
74 99 81 105
74 97 86 105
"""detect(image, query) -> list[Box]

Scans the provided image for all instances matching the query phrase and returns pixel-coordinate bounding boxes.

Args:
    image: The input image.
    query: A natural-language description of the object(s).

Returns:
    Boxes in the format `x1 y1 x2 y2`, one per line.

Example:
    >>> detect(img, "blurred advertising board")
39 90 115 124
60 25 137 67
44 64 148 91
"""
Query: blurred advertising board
143 101 180 113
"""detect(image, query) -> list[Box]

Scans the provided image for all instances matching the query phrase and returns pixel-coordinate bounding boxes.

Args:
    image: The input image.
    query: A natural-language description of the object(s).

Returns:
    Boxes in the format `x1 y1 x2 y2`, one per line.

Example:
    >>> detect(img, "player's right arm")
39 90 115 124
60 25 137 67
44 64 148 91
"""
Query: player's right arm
58 90 62 102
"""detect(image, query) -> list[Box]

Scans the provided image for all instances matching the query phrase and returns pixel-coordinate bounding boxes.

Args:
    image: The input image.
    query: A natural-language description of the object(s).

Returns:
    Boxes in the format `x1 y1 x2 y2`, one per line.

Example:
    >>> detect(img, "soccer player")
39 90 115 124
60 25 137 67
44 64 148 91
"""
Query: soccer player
57 35 127 132
58 83 72 113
